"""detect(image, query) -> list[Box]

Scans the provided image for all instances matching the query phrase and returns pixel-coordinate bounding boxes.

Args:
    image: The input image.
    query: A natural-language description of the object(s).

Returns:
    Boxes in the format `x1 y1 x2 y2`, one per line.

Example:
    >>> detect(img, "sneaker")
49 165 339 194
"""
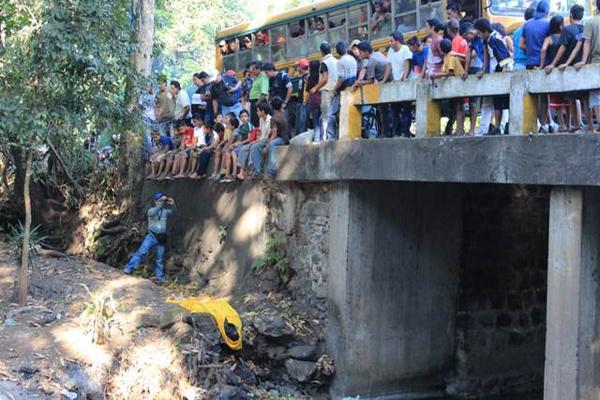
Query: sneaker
539 125 549 134
123 268 132 275
221 176 234 183
209 173 221 181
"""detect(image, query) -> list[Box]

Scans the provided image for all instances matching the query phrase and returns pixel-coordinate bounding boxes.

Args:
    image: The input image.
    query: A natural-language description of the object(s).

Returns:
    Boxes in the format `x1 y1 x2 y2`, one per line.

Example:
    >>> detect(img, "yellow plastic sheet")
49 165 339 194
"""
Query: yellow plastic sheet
166 297 243 351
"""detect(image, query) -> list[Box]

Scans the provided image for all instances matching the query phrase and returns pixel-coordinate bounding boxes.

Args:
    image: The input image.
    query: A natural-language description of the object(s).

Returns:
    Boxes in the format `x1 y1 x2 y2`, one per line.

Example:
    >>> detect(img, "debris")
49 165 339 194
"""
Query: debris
284 359 317 383
266 345 288 362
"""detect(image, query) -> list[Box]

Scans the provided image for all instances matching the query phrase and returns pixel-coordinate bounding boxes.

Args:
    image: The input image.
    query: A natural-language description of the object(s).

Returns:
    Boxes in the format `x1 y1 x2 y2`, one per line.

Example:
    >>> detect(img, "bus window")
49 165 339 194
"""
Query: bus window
271 25 287 63
227 38 239 54
238 36 252 70
328 10 347 46
371 0 392 39
288 20 307 59
309 15 328 50
488 0 584 16
348 4 369 41
222 53 237 72
395 0 417 32
395 13 417 32
419 0 444 29
254 30 270 62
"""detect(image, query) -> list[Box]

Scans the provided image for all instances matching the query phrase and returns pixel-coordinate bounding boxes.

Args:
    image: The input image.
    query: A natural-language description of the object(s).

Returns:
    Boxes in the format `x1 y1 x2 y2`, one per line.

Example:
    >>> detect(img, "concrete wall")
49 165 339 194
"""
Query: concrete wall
328 181 463 398
142 180 269 294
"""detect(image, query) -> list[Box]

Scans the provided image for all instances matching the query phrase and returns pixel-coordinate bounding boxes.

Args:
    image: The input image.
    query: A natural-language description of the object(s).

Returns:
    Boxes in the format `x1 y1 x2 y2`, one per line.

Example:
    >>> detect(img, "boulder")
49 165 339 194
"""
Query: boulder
284 359 316 383
287 344 317 361
253 316 292 339
168 321 193 342
159 304 192 330
266 345 288 362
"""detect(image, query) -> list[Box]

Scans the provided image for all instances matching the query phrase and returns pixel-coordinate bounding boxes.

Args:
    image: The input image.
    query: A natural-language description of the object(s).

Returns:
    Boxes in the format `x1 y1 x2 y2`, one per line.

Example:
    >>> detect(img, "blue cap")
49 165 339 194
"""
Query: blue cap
153 192 166 201
535 1 549 18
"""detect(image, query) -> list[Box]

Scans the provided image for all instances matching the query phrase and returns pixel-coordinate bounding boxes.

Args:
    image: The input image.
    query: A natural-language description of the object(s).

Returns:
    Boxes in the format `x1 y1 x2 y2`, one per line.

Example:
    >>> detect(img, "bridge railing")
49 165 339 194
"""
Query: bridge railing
339 63 600 138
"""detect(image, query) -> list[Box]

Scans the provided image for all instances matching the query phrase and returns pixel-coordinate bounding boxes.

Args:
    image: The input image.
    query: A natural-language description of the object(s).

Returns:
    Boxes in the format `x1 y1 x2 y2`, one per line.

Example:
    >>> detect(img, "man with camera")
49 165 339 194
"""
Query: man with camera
123 192 175 284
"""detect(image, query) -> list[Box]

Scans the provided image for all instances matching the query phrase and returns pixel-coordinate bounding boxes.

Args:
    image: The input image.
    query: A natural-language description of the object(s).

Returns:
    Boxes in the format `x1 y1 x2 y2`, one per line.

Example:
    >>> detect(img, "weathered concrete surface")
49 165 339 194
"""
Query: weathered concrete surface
545 187 600 400
328 181 462 398
142 180 268 294
277 134 600 186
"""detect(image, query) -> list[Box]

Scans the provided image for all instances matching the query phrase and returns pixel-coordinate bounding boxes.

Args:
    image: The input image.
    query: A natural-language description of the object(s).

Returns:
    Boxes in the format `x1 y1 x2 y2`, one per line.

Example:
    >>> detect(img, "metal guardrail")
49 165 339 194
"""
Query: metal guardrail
339 63 600 138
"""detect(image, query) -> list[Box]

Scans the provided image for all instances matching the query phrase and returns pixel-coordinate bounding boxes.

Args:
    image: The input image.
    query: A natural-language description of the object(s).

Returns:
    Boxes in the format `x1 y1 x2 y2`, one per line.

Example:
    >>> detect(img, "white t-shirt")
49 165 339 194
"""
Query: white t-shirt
387 45 413 81
259 114 272 140
174 90 192 119
194 126 207 147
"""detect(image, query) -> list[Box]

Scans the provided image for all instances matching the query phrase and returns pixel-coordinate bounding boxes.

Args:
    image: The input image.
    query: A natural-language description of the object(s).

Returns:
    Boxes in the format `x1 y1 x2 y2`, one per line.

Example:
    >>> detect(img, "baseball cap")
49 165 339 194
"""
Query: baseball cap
219 40 226 47
296 59 309 69
225 70 236 76
153 192 166 201
350 39 361 48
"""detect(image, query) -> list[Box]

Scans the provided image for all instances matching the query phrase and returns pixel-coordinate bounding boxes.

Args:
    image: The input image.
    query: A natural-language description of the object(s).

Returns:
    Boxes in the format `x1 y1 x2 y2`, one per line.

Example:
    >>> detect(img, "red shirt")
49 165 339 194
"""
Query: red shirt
181 127 194 148
452 34 468 55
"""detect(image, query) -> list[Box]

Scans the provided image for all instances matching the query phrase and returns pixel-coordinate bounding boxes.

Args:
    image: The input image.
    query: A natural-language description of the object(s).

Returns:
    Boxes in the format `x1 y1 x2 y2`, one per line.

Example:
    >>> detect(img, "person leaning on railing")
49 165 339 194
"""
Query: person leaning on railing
575 0 600 133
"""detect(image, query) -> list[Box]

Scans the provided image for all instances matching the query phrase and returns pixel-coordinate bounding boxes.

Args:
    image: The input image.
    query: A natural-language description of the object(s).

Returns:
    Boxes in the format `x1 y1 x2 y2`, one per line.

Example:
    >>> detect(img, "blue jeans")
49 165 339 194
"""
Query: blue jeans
124 232 165 282
222 103 243 120
326 94 340 140
311 108 323 142
250 137 285 176
391 102 413 137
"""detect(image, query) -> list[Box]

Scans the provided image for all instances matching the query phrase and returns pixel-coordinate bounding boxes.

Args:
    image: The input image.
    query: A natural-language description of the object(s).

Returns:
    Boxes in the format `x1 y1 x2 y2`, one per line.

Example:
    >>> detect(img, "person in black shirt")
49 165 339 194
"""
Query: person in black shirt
210 72 243 121
288 59 309 136
191 71 210 120
264 63 292 108
544 4 588 132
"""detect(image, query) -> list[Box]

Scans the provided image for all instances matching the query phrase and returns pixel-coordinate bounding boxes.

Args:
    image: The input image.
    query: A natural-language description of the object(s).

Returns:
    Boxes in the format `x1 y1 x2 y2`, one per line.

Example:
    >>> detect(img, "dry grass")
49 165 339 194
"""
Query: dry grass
109 335 194 400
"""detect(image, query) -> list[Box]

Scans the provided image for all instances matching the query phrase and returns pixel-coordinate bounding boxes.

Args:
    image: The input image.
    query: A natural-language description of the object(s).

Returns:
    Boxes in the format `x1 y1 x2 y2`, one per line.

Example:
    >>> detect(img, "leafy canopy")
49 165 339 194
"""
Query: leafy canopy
0 0 139 150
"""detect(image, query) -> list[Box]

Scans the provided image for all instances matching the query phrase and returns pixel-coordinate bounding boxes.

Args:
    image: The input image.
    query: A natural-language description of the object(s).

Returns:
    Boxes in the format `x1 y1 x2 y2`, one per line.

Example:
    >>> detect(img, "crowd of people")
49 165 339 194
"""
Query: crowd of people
138 0 600 182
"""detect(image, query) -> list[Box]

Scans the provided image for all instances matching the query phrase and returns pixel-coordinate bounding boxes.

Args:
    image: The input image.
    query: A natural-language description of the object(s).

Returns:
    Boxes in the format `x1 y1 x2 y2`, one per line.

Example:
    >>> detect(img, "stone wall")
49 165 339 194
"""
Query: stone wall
267 183 331 309
450 185 550 397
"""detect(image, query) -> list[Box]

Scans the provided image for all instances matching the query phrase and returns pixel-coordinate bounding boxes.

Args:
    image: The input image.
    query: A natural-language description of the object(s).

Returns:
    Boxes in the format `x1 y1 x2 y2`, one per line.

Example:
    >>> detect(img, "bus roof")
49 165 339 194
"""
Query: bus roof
215 0 364 41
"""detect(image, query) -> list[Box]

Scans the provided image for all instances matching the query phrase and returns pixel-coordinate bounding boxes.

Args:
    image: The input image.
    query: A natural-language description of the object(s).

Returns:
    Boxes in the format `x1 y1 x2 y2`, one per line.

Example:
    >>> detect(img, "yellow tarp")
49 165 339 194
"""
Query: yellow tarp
166 297 243 351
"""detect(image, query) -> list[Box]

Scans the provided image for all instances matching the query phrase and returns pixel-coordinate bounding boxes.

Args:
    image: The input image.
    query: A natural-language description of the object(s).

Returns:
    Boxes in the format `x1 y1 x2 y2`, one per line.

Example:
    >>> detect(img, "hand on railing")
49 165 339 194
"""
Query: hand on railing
574 62 585 71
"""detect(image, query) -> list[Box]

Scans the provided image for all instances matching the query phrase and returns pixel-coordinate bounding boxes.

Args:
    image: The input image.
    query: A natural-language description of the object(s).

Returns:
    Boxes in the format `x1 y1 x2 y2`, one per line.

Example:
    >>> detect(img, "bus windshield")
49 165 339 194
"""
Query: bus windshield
488 0 587 17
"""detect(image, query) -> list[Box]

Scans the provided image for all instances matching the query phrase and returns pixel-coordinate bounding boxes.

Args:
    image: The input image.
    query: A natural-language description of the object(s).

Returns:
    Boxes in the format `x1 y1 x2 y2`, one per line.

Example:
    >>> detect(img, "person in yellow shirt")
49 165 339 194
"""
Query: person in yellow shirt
431 38 466 135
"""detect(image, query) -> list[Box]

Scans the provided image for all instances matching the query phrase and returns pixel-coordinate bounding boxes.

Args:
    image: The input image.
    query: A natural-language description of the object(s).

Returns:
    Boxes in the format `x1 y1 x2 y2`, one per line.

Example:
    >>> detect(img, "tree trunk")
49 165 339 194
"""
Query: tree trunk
132 0 155 77
16 148 33 306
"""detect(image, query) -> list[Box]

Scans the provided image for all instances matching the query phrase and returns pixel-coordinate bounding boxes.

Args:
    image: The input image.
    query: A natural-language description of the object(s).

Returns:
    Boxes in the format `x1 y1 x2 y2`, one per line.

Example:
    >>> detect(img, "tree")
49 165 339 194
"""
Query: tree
0 0 138 304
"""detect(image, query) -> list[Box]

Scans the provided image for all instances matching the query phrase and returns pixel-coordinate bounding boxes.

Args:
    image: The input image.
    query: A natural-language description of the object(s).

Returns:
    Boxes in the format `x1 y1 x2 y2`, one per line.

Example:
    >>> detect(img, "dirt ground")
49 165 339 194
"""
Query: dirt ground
0 243 330 399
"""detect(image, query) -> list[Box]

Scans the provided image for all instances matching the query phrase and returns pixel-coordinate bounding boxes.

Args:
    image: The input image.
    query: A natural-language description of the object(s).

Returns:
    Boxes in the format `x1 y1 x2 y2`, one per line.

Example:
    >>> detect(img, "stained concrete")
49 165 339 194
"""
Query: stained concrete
545 187 600 400
142 180 268 294
277 134 600 186
328 181 463 398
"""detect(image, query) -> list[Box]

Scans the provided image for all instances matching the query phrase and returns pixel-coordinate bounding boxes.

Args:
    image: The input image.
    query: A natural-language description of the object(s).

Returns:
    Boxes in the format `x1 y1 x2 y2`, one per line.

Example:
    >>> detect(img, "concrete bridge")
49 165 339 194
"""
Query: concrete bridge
277 66 600 399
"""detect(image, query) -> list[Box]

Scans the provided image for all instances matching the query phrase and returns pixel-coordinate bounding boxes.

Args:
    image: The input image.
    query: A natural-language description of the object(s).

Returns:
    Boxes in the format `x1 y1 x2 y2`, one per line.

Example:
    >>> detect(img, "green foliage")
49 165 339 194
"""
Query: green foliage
80 283 119 344
252 234 291 283
0 0 139 177
7 221 47 266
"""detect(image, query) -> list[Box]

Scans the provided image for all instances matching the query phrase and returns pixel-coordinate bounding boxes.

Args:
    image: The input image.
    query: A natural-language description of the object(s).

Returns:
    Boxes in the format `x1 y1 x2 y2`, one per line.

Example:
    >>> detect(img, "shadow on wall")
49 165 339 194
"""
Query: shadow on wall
142 180 268 296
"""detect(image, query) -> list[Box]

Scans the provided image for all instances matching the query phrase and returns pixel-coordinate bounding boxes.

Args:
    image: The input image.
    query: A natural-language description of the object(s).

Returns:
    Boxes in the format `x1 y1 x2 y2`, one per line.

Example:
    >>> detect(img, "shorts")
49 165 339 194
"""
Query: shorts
589 90 600 108
493 95 509 111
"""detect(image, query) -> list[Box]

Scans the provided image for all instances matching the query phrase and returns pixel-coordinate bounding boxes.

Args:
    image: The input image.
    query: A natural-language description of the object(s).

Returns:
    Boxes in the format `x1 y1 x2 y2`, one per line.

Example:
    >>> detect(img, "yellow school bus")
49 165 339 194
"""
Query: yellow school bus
215 0 591 73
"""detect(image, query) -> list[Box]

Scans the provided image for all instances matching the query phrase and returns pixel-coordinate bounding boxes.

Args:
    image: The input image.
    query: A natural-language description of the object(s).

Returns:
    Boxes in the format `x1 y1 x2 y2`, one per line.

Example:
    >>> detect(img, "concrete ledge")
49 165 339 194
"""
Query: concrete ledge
430 73 512 99
277 134 600 186
527 63 600 94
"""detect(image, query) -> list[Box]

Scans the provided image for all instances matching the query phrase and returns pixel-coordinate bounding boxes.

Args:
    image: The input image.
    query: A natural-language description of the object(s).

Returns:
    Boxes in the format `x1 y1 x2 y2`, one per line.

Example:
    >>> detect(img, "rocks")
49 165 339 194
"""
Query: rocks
284 359 316 383
266 346 288 362
211 384 248 400
17 365 39 377
168 321 193 342
287 344 317 361
253 316 292 339
158 304 192 330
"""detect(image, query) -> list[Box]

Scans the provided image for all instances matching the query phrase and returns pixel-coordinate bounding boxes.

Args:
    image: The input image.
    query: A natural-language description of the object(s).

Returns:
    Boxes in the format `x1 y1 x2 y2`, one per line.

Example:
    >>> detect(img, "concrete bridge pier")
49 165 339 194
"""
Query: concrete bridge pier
327 181 463 398
545 187 600 400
